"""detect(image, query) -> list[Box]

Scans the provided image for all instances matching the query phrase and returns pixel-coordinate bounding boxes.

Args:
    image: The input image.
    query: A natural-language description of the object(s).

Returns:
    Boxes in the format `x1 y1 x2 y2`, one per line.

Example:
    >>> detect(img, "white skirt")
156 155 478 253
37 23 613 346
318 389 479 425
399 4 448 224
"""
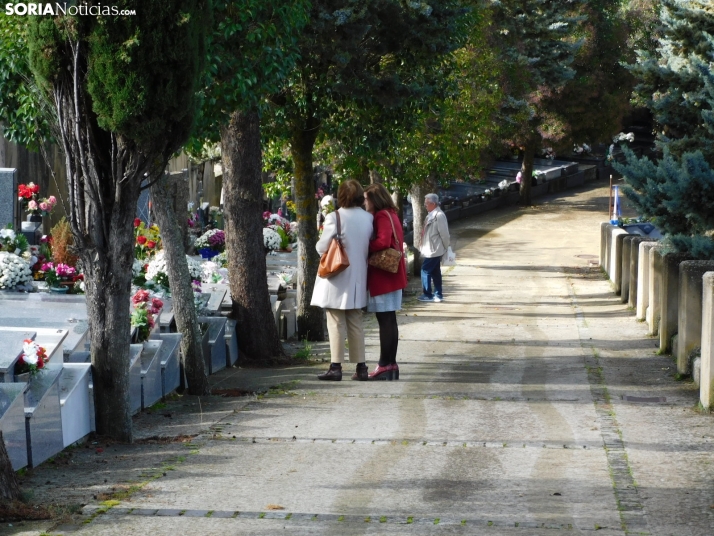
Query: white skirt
367 289 402 313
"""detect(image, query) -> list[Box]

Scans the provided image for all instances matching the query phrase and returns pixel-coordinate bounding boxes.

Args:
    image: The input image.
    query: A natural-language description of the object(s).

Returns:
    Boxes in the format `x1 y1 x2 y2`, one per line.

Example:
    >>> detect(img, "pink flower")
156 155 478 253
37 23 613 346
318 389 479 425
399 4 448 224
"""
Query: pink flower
132 289 150 305
41 262 54 272
48 196 57 205
28 200 38 211
39 202 49 212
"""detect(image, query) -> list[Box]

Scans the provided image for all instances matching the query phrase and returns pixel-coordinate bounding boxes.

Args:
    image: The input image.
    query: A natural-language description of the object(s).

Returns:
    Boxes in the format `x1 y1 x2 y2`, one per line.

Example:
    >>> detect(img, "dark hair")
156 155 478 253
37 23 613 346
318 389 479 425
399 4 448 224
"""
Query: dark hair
364 183 396 212
337 180 365 208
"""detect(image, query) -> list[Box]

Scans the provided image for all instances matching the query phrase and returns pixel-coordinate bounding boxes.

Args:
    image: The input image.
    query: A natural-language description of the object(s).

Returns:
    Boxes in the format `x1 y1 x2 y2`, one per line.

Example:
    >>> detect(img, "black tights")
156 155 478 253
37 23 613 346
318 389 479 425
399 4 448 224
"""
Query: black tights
376 311 399 367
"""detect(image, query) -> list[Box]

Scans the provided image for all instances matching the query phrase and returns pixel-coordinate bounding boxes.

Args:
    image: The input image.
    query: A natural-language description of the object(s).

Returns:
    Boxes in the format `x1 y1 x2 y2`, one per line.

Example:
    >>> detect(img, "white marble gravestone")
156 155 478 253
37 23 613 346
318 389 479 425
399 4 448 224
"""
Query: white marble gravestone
0 382 28 469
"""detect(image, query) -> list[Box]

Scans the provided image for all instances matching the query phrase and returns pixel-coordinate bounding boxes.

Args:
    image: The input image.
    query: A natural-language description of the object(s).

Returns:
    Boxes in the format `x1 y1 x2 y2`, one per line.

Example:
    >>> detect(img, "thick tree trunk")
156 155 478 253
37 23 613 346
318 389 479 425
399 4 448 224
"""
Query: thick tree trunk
520 138 537 207
290 116 324 341
410 177 436 251
82 187 140 443
150 172 210 394
221 109 285 362
0 432 21 502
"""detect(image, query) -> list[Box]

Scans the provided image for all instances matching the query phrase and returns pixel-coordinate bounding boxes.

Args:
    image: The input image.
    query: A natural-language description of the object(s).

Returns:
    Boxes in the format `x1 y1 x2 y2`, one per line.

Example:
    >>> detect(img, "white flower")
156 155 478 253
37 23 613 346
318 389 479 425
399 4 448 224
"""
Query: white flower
0 252 32 289
0 229 16 241
263 228 281 251
22 341 39 365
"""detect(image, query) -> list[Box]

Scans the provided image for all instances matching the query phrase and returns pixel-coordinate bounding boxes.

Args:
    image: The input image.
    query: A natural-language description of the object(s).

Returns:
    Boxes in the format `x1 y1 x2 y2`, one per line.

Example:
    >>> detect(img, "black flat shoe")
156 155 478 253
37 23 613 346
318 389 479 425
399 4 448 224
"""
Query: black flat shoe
318 365 342 381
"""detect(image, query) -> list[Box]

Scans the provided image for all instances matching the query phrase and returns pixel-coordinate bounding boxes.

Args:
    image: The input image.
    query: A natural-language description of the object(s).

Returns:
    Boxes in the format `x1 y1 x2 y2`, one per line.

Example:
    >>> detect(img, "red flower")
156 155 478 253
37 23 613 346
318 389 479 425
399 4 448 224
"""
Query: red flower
37 358 45 369
132 289 150 304
30 183 40 194
134 218 141 228
147 315 155 329
146 240 156 249
151 297 163 310
136 235 147 245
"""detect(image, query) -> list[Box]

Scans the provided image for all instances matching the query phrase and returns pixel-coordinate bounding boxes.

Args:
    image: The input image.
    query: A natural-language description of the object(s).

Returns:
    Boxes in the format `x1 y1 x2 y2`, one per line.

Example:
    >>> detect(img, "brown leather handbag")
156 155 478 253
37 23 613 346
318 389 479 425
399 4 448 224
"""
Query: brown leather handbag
318 210 350 278
368 211 402 274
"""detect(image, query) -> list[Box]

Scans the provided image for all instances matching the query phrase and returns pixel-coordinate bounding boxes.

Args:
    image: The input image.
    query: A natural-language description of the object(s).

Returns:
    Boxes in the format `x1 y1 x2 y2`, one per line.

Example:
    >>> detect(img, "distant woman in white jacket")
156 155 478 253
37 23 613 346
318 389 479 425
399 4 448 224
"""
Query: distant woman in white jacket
311 180 374 381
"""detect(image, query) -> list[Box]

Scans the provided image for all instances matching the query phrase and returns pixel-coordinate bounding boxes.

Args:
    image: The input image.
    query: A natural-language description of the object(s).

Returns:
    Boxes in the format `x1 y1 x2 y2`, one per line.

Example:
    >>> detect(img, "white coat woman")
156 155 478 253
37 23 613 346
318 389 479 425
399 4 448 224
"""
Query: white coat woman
311 180 373 381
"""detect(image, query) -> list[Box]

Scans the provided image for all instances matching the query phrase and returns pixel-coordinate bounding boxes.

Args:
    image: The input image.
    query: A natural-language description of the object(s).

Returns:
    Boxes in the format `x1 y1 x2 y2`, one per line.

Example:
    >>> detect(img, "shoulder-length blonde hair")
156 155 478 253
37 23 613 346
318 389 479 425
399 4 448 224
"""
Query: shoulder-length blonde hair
364 183 396 212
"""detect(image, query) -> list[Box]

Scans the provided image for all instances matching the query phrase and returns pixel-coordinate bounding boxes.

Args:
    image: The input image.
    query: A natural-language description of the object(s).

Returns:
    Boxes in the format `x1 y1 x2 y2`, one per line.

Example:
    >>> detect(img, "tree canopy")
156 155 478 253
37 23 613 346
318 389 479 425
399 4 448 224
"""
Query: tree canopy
617 0 714 258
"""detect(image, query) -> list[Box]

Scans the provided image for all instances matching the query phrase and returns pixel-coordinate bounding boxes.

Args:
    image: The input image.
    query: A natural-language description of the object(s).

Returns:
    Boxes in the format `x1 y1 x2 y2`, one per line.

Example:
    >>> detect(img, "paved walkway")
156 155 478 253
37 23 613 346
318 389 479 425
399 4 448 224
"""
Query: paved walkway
7 181 714 536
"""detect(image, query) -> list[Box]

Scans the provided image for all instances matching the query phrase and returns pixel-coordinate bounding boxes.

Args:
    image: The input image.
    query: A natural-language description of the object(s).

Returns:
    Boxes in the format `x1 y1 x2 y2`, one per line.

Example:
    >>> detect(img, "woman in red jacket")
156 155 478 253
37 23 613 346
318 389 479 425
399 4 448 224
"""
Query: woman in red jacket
364 183 408 380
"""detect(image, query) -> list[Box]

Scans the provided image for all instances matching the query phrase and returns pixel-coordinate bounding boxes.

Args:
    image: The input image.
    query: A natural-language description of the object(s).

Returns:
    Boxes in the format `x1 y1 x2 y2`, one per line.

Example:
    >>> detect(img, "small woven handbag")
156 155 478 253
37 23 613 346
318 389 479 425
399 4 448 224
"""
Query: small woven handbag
318 211 350 278
368 211 402 274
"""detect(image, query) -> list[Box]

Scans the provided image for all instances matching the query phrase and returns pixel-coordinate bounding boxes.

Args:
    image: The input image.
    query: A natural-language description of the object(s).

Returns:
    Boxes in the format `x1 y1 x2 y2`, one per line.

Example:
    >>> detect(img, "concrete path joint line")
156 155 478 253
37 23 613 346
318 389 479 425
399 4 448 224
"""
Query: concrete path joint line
567 277 651 535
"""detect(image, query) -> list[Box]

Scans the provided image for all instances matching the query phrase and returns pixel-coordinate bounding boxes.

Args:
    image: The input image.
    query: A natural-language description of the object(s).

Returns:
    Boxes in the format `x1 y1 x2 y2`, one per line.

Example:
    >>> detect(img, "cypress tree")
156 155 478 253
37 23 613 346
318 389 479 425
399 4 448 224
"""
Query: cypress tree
26 1 211 441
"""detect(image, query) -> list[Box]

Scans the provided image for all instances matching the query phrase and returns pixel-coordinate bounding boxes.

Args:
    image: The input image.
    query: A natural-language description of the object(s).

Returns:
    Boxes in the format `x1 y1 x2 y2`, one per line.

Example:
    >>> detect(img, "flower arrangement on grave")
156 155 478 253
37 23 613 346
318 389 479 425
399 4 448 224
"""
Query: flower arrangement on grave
41 262 76 288
201 260 229 285
18 183 57 217
48 217 78 267
213 251 228 268
194 228 226 257
131 289 163 342
15 339 48 377
134 218 162 261
0 251 33 290
277 269 295 288
0 226 29 255
192 279 207 315
263 227 281 253
144 250 204 292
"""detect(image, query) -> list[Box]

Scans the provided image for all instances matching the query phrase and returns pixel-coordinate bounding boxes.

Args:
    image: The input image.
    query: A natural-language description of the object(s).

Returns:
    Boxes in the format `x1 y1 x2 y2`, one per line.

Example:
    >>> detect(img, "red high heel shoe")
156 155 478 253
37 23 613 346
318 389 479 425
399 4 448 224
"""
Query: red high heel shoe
391 363 399 380
368 364 393 381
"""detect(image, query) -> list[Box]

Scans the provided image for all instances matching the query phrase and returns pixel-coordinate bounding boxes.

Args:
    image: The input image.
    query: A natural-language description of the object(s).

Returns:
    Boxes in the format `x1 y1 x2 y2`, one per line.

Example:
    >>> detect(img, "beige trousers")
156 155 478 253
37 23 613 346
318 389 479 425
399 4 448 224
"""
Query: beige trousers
325 308 365 364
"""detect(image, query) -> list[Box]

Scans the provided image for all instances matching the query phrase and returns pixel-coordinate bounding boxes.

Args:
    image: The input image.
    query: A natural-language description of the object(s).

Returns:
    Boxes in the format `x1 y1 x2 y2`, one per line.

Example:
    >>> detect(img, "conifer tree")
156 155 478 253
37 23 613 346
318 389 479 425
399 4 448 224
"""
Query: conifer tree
490 0 584 205
26 1 210 441
617 0 714 258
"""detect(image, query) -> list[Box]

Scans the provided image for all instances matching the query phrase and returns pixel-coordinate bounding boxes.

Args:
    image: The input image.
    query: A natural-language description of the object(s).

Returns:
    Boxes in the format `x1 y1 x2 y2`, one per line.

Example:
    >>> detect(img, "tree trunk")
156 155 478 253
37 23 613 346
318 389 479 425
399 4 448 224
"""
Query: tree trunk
0 432 21 502
82 188 140 443
391 190 404 226
410 177 436 251
520 137 537 206
290 115 324 341
221 109 285 362
369 169 382 184
150 172 210 394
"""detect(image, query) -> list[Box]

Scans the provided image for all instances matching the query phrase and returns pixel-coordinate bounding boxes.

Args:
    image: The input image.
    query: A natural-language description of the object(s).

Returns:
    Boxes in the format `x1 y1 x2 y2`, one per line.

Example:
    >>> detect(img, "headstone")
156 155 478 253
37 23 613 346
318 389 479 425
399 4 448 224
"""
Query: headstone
140 340 163 411
0 382 29 469
155 333 182 398
198 316 227 374
0 168 17 230
676 261 714 374
136 181 150 224
24 362 64 468
58 363 93 447
129 344 143 415
0 330 36 383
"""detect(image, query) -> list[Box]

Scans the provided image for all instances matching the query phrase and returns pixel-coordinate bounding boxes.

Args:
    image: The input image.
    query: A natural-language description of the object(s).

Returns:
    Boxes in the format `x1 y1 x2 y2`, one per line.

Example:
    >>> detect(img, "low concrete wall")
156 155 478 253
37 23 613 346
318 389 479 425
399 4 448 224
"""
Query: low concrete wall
607 226 628 283
699 272 714 409
677 261 714 374
613 232 629 294
637 241 658 321
660 252 693 353
648 246 664 336
600 222 612 271
629 237 655 310
621 236 635 303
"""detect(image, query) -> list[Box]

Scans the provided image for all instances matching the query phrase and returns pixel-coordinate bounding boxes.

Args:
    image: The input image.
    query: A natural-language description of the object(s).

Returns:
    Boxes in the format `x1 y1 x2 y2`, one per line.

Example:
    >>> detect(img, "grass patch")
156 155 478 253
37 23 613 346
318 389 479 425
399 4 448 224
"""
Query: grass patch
294 339 312 360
